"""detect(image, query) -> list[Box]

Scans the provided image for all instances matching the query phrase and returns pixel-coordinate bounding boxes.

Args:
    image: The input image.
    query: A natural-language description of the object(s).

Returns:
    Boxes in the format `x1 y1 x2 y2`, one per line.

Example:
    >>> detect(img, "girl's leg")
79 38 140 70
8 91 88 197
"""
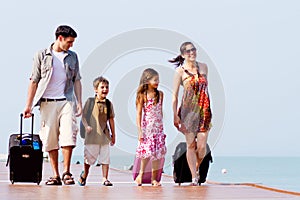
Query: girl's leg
135 158 149 185
185 132 197 184
151 159 161 186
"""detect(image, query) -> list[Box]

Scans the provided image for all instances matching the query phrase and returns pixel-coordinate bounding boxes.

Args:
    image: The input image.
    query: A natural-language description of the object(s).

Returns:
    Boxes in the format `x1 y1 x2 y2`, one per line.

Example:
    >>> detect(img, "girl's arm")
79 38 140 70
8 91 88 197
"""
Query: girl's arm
108 117 115 146
136 94 144 142
172 67 182 129
160 91 164 118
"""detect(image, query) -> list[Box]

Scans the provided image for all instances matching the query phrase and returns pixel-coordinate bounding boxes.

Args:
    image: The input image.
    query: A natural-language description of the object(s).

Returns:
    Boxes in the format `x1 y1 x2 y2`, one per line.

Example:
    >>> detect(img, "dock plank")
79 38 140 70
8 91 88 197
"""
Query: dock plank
0 162 299 199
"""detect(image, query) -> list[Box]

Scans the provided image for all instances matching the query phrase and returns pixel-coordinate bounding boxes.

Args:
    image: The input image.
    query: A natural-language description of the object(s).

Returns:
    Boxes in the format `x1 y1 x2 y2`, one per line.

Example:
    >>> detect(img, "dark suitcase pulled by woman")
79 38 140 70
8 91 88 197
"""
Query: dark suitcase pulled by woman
173 142 212 185
6 113 43 184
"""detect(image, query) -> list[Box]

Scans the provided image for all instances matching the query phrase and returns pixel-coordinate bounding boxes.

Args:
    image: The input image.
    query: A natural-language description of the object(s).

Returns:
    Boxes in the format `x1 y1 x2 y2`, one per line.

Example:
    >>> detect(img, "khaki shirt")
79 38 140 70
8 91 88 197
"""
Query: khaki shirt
83 97 115 145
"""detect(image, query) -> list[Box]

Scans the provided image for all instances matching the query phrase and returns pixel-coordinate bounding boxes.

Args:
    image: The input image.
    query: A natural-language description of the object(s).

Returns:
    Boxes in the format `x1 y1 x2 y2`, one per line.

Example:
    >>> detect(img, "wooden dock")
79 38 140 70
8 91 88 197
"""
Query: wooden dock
0 162 299 199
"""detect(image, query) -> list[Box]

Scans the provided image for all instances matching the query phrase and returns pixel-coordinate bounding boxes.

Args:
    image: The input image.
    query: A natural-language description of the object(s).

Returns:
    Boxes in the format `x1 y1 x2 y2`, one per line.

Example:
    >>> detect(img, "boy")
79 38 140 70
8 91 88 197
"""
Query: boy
78 76 116 186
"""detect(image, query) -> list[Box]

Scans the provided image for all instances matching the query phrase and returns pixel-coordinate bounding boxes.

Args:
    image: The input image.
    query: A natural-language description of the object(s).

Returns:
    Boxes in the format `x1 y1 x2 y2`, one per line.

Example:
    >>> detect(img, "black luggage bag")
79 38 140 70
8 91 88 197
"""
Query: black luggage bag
173 142 212 185
7 113 43 184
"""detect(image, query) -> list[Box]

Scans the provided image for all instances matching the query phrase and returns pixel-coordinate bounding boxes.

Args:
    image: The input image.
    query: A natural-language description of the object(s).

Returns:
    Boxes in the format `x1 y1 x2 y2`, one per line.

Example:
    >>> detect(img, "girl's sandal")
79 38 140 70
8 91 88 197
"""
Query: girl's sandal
78 171 86 186
151 180 161 186
135 174 143 186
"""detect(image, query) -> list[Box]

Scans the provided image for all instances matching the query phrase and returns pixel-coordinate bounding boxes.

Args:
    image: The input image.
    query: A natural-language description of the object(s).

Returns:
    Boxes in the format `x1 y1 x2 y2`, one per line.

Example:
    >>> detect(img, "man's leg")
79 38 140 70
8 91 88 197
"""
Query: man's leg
61 146 75 185
45 149 62 185
48 149 59 177
62 146 73 173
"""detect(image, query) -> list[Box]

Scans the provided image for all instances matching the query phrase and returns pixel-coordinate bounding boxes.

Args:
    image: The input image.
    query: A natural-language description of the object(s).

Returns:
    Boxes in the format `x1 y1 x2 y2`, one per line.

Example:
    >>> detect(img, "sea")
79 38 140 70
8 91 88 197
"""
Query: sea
69 155 300 193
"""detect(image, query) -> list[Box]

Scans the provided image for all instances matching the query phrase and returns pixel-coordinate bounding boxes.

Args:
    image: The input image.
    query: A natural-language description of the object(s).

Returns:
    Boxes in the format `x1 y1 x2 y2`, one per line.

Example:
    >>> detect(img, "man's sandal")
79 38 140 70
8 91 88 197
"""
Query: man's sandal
62 172 75 185
78 171 86 186
45 176 62 186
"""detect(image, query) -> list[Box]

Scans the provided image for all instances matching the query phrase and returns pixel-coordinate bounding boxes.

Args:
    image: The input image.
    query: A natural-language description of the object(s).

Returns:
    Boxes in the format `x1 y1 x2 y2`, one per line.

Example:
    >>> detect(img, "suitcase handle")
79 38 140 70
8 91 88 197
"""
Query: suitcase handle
19 113 34 146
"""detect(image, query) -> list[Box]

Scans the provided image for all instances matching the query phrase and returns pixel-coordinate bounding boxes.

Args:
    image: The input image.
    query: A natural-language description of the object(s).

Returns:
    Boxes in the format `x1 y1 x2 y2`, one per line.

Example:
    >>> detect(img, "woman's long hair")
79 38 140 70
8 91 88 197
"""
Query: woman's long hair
169 41 194 67
136 68 160 106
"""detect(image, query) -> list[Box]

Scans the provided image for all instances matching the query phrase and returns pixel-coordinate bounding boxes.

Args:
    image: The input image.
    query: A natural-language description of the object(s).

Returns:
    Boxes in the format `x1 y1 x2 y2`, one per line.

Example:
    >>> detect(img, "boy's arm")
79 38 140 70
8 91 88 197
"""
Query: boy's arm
81 98 93 133
108 118 115 145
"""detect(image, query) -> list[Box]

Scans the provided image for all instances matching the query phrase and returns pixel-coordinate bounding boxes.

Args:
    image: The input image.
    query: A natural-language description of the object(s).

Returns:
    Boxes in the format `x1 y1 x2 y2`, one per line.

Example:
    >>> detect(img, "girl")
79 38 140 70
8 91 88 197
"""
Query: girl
170 42 212 186
134 68 167 186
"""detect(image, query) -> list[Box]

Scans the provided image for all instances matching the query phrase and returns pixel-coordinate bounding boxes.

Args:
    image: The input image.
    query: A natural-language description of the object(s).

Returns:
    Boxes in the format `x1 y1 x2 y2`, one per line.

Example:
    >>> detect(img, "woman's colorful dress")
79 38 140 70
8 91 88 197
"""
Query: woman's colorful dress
178 65 212 133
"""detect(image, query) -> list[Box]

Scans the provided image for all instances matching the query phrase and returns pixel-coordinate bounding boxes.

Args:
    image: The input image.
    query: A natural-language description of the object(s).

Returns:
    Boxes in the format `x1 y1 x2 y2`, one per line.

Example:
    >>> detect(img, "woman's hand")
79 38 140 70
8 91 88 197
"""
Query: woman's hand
174 115 188 133
174 115 181 130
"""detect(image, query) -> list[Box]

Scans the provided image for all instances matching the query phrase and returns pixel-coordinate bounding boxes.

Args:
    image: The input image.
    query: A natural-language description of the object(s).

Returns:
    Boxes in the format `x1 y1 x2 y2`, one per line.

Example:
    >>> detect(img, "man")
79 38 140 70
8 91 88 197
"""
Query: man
23 25 82 185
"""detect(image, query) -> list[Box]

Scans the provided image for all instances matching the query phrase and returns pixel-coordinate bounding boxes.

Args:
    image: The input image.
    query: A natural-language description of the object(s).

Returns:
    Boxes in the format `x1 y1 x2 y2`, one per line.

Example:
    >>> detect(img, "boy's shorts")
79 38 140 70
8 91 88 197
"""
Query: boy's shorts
84 144 110 165
39 101 78 152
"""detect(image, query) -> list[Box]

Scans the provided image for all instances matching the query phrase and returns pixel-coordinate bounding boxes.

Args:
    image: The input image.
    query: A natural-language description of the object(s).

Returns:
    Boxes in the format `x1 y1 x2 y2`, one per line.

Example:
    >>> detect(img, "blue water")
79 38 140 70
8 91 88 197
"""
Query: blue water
71 155 300 193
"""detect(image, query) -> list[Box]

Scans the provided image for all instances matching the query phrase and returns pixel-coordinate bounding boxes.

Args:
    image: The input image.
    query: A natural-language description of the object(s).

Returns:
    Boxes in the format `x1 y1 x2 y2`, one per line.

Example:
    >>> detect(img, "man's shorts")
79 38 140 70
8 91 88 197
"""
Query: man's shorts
39 101 78 152
84 144 110 165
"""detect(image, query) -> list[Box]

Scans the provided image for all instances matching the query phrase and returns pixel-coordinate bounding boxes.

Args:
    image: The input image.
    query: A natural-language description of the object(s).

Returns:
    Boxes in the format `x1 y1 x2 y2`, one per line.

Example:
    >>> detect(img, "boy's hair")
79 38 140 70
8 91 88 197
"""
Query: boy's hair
55 25 77 39
136 68 160 106
93 76 109 89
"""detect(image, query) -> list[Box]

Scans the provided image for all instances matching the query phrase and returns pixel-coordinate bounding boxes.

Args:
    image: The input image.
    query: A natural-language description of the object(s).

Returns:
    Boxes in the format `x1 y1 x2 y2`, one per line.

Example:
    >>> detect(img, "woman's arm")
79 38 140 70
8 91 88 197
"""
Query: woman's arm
172 67 182 129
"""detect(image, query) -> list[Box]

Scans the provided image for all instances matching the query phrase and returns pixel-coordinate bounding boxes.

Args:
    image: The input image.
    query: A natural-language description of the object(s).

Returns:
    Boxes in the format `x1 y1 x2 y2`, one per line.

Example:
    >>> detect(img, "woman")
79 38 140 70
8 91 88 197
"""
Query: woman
170 42 212 186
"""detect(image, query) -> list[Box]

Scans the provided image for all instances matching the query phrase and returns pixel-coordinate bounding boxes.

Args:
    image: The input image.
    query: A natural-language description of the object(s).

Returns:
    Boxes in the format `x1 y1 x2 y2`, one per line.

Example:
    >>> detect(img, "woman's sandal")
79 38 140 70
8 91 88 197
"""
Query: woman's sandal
62 172 75 185
78 171 86 186
190 177 199 186
45 176 62 186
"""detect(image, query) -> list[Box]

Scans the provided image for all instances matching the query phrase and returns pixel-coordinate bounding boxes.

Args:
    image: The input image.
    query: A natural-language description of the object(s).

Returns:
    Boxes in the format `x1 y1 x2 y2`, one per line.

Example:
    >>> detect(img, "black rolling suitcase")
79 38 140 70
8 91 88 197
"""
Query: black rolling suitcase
6 113 43 185
173 142 212 185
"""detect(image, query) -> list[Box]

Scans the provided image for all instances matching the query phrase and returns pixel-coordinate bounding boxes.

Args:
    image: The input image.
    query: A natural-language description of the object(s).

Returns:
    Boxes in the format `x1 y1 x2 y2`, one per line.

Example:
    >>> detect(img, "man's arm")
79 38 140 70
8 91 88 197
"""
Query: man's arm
74 79 82 117
23 80 38 118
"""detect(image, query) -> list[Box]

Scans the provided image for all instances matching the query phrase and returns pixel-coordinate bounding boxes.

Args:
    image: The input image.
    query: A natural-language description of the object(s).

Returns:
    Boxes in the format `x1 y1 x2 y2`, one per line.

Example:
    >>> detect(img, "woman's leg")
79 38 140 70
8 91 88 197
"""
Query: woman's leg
196 132 208 169
185 132 197 181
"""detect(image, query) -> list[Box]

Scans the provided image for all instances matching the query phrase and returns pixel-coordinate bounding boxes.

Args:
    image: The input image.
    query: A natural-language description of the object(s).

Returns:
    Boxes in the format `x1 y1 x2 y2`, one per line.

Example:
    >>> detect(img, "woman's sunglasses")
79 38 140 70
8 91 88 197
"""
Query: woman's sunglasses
184 47 197 54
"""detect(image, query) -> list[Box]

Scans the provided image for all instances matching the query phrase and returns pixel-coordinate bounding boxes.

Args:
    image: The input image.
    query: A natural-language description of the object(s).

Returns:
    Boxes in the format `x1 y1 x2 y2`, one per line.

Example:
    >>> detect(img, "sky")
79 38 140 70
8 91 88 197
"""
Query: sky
1 0 300 157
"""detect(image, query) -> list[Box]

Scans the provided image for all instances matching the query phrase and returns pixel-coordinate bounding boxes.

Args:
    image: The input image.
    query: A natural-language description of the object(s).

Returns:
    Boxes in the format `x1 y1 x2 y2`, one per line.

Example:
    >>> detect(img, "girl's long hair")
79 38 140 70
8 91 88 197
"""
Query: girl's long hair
169 41 194 67
136 68 160 106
